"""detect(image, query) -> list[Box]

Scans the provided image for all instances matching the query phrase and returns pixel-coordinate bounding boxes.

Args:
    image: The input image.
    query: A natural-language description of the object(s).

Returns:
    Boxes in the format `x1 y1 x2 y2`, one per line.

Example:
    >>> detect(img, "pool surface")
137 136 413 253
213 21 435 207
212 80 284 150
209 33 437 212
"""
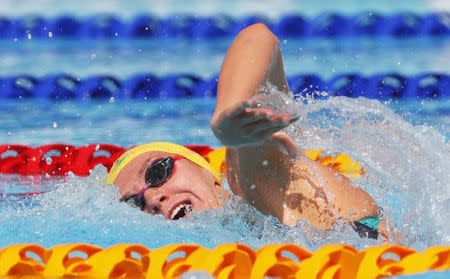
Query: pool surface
0 0 449 278
1 96 449 250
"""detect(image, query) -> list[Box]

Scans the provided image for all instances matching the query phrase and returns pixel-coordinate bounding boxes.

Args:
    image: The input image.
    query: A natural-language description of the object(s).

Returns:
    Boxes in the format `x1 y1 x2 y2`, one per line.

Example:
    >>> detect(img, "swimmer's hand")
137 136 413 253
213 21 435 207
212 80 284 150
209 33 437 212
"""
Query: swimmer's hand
211 100 299 156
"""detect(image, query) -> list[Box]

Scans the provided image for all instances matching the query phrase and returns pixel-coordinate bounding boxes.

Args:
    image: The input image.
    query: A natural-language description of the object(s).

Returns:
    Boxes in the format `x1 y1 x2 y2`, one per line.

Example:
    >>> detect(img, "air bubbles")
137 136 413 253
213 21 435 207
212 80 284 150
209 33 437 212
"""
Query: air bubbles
109 97 115 103
262 160 269 167
52 122 58 128
45 157 52 165
48 32 53 38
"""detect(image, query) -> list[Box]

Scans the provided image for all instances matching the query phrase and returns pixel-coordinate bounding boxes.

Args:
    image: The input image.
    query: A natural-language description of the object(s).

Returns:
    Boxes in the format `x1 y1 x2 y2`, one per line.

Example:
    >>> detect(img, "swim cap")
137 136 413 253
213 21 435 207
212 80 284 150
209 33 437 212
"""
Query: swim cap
106 142 222 185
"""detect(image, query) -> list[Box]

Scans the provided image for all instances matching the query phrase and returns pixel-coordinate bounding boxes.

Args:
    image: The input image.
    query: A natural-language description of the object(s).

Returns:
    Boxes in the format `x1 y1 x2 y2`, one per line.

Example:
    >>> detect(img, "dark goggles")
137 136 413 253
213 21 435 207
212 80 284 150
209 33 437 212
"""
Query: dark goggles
122 155 181 210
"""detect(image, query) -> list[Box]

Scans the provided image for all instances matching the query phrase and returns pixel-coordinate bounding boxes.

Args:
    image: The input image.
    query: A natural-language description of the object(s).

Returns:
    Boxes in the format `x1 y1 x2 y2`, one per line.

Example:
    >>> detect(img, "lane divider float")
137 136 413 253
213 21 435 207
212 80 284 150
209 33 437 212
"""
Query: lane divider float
0 243 449 278
0 73 448 100
0 144 364 179
0 13 449 39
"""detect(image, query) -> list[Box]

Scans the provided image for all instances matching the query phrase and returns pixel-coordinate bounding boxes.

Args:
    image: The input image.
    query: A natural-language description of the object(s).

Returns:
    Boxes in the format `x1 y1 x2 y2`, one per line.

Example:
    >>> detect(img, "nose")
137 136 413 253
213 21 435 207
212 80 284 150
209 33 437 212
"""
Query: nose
143 189 168 215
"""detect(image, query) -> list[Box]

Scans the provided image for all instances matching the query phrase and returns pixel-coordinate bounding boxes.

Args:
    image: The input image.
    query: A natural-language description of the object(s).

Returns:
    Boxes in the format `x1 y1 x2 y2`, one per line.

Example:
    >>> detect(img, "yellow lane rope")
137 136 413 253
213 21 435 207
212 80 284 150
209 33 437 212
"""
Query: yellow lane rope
205 147 366 180
0 243 449 278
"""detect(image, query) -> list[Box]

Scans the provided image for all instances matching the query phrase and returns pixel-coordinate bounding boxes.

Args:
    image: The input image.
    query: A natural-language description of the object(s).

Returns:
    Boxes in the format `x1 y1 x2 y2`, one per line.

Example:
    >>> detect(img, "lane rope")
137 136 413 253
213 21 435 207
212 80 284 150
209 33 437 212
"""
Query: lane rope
0 144 364 179
0 243 448 278
0 144 214 177
0 13 449 39
1 73 448 100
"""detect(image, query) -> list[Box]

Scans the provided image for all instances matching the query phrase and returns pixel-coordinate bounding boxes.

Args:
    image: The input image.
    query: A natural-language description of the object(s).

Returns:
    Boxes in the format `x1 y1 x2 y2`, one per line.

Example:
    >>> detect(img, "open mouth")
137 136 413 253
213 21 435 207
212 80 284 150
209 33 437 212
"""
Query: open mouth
170 201 192 220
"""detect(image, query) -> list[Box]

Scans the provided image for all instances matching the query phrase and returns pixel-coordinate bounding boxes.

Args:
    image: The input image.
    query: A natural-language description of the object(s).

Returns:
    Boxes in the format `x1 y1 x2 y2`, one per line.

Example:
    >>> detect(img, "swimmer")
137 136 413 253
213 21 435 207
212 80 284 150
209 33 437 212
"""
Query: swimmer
108 23 390 240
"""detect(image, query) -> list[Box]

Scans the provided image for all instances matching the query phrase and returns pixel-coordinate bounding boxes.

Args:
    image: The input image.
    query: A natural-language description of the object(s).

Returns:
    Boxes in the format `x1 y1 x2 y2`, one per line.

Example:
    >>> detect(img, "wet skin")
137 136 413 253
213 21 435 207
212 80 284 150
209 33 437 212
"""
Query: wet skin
112 23 392 240
114 151 229 220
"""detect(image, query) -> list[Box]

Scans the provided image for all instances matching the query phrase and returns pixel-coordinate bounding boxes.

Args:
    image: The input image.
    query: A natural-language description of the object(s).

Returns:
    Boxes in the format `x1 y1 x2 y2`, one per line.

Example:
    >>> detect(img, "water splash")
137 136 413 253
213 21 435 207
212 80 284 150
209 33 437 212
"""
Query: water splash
0 93 448 250
257 85 450 248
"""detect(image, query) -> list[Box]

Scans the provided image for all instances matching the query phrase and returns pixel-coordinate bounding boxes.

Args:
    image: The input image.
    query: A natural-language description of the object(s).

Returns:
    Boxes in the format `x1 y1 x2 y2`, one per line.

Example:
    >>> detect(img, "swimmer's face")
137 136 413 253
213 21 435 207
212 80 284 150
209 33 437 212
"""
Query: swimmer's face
113 151 228 220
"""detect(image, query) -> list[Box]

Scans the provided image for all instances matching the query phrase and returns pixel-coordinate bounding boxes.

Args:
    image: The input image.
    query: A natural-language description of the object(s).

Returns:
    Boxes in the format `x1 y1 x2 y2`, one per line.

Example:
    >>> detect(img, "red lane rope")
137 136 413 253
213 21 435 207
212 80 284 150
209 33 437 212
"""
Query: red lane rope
0 144 213 176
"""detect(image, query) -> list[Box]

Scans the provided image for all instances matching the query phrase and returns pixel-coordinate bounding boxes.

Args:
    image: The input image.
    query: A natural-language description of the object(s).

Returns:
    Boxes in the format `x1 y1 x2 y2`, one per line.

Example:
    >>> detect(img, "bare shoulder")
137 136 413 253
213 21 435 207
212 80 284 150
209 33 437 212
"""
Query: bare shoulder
281 157 378 227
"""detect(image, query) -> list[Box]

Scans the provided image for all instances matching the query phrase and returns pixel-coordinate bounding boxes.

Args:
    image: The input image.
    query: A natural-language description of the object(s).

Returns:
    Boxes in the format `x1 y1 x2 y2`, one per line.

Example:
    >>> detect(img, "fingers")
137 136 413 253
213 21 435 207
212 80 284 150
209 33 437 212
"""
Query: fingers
229 100 251 117
243 118 289 137
250 125 288 139
239 108 276 125
288 115 300 124
229 99 300 125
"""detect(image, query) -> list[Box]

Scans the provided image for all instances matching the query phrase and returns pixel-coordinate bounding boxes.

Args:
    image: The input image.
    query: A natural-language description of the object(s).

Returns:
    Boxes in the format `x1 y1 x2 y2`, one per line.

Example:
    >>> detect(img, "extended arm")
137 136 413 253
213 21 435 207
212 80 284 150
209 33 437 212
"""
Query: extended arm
210 24 298 217
210 24 390 240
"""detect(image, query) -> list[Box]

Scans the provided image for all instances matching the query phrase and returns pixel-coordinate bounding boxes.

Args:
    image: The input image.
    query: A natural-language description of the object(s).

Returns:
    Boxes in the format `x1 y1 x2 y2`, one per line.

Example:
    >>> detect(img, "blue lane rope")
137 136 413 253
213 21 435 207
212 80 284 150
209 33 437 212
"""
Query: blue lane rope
0 73 448 100
0 13 449 39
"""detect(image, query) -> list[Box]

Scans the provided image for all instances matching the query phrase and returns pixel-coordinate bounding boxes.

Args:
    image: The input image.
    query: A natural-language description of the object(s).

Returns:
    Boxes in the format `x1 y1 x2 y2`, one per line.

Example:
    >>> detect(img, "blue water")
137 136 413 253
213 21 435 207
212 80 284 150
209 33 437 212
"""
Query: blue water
1 1 450 278
0 99 448 146
0 95 449 279
1 96 449 248
1 38 450 78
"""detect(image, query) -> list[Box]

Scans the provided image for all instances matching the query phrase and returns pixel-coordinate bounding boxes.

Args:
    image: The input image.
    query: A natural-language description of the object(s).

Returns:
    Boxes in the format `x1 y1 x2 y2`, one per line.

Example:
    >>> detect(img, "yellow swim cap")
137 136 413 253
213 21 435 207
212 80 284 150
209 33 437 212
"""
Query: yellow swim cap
106 142 222 185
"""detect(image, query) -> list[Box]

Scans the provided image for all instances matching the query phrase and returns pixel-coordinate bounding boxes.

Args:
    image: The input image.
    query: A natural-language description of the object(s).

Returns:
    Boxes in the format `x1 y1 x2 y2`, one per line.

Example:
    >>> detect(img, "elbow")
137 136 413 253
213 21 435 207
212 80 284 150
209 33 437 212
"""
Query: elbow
236 23 279 47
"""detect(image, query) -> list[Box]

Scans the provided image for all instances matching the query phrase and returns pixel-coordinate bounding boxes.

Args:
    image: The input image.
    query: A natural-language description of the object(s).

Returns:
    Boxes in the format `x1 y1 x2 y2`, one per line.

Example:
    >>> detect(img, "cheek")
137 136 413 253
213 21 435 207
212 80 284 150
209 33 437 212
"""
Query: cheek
117 179 141 197
171 166 215 195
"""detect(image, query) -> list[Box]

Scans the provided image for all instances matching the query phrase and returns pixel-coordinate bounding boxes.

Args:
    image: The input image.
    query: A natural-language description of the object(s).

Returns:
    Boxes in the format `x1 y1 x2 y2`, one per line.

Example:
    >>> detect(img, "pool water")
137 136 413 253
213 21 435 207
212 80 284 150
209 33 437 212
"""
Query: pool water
0 95 449 250
1 38 450 78
1 1 450 278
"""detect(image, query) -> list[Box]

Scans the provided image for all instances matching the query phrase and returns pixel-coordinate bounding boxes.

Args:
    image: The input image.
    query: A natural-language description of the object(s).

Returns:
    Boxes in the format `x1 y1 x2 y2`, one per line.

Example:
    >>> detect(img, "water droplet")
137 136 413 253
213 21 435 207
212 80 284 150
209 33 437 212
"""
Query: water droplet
45 157 52 165
90 53 97 60
95 144 100 151
250 184 256 190
7 131 12 136
108 131 112 137
27 33 32 40
262 160 269 166
48 32 53 38
53 122 58 128
109 97 115 103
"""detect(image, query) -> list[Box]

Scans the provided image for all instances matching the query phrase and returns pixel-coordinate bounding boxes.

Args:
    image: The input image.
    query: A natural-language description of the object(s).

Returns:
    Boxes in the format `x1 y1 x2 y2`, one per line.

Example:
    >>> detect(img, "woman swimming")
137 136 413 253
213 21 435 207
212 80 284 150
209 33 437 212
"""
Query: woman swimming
107 23 389 240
